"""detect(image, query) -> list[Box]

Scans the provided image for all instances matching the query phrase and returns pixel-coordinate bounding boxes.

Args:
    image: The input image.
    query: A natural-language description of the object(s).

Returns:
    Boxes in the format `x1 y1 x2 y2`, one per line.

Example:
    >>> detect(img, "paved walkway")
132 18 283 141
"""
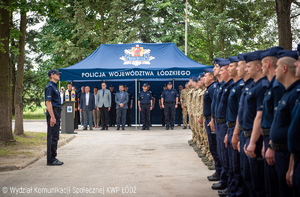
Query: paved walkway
1 126 218 197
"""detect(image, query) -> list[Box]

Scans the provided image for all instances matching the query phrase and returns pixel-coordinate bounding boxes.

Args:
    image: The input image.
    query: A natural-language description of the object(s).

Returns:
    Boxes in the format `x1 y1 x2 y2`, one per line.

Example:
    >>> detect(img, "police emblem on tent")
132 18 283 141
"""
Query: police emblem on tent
120 45 155 66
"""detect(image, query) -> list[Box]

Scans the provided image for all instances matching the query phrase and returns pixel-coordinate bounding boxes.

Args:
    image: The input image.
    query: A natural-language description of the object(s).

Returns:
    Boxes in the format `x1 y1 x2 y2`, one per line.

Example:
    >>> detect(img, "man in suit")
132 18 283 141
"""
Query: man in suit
79 86 95 130
96 82 111 130
115 85 129 130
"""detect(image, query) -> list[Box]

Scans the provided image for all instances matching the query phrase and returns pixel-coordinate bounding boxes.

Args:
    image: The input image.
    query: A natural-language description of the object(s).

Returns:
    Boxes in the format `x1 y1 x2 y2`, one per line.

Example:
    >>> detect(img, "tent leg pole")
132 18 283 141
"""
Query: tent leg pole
138 81 140 126
135 79 137 130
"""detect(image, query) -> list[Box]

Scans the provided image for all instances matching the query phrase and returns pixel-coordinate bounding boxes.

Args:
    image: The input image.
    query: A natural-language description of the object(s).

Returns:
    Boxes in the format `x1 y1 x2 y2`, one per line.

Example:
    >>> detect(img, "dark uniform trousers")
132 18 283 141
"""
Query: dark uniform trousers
263 135 279 197
127 107 131 126
164 103 175 127
205 118 222 175
218 123 230 189
177 104 182 125
46 109 61 163
141 104 150 129
215 122 229 186
109 105 116 126
293 161 300 196
274 150 293 197
239 131 254 197
245 135 265 197
161 108 165 125
227 127 247 197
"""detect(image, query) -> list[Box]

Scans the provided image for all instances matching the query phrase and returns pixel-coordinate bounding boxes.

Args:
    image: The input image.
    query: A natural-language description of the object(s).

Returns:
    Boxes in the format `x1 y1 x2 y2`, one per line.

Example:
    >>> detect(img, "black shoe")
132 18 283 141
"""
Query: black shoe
171 127 174 130
166 127 169 130
106 127 108 130
150 124 152 127
147 128 150 130
83 127 87 130
208 173 220 181
141 128 146 130
116 128 120 130
162 124 165 126
47 160 64 166
183 126 187 129
122 128 125 130
89 127 93 130
212 182 227 190
218 188 229 196
101 127 105 130
128 125 132 127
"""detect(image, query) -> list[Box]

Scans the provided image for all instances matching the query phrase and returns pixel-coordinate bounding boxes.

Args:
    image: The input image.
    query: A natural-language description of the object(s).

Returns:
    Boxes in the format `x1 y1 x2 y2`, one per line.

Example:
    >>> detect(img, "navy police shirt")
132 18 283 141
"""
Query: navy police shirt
203 81 217 117
288 93 300 153
216 79 234 119
211 81 221 119
242 76 268 131
138 91 153 104
45 81 61 108
238 78 254 131
270 80 300 144
226 79 244 123
161 88 179 102
260 76 285 129
213 81 225 119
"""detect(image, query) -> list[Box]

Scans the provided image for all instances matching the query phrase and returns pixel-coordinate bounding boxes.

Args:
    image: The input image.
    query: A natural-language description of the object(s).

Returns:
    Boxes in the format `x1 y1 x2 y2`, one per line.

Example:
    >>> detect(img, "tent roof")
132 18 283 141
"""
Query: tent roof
59 42 211 81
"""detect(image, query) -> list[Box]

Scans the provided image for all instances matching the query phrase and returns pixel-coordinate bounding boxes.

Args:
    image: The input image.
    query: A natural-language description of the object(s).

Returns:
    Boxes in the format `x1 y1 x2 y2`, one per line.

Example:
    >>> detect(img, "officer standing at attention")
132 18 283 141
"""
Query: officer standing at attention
243 51 268 197
259 46 284 197
124 85 133 127
147 83 155 126
269 50 299 197
180 82 189 129
109 84 117 127
287 44 300 195
177 85 183 126
45 69 63 166
138 83 153 130
161 82 179 130
159 84 167 126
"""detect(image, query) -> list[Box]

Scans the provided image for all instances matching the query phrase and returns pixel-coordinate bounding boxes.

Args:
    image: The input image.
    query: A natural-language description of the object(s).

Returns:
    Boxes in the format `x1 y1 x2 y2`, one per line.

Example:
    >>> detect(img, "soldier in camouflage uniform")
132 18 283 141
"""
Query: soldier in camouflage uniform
187 78 196 145
191 78 200 145
180 82 189 129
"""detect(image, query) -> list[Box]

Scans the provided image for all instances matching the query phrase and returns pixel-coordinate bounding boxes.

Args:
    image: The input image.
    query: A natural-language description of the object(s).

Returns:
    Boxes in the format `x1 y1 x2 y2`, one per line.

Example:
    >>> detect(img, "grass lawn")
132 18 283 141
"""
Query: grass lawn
13 106 46 120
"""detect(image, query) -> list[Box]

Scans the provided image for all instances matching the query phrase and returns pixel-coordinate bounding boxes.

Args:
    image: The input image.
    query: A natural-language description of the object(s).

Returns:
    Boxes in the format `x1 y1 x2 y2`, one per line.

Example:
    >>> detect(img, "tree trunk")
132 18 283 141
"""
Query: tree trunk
100 0 105 44
276 0 292 49
10 12 16 116
0 0 14 142
14 13 27 135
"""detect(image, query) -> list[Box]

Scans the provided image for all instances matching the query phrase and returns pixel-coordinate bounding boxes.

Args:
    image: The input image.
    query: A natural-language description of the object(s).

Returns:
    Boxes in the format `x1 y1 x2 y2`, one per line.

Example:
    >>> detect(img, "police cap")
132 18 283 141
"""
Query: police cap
261 47 284 59
244 51 262 63
142 83 147 87
214 58 226 66
228 56 239 63
276 50 298 60
219 59 230 68
48 69 62 76
238 53 246 61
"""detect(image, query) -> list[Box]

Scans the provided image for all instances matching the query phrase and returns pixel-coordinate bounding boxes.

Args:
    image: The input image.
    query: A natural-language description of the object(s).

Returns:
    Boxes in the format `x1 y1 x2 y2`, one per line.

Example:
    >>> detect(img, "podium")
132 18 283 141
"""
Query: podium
61 101 76 134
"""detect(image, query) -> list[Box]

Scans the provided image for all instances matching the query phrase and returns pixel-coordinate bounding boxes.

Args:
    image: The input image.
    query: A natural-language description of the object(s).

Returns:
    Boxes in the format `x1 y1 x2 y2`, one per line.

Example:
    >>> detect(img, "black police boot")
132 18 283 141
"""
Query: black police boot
116 128 120 130
101 127 105 130
162 124 165 126
141 128 146 130
105 127 108 130
166 127 169 130
207 172 220 181
83 127 87 130
47 159 64 166
218 188 229 196
212 182 227 190
183 126 187 129
147 128 150 130
171 127 174 130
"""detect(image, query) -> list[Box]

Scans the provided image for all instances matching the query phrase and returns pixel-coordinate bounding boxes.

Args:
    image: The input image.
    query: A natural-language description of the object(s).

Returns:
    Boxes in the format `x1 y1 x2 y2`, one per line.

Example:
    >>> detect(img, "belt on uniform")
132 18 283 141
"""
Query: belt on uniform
271 143 288 151
261 128 270 136
238 125 244 131
227 122 236 128
244 130 252 138
215 118 226 125
165 102 175 104
53 107 61 111
205 115 211 120
293 154 300 163
141 103 150 105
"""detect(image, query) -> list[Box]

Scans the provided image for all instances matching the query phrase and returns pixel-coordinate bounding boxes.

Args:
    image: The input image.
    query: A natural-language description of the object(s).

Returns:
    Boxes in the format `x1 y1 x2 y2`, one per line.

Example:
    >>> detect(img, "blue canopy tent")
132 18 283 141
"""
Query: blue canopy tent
59 42 212 128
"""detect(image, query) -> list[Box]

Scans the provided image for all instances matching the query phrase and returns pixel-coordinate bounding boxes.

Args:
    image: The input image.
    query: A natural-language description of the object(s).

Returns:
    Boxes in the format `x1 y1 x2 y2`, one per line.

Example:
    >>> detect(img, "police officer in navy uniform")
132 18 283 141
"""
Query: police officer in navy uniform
259 47 284 197
161 82 179 130
45 69 63 166
159 84 167 126
287 44 300 196
243 51 268 197
109 84 117 127
147 84 155 126
203 70 221 182
138 83 153 130
269 50 299 197
124 85 133 127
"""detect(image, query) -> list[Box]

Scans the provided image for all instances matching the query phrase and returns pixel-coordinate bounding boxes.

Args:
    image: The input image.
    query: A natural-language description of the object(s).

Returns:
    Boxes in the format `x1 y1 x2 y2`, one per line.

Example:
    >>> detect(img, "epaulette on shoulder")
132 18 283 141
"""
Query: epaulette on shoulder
273 80 280 88
262 79 269 87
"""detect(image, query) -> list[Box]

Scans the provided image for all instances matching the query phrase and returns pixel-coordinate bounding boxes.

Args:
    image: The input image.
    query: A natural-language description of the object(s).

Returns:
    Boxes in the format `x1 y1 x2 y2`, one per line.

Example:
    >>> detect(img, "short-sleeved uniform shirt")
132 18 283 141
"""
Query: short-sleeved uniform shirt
161 89 179 102
211 80 222 119
238 78 254 131
149 89 155 99
270 80 300 144
203 81 217 117
213 81 225 119
260 76 285 129
288 90 300 153
138 91 153 104
45 81 61 108
242 76 268 131
226 79 244 123
216 79 234 119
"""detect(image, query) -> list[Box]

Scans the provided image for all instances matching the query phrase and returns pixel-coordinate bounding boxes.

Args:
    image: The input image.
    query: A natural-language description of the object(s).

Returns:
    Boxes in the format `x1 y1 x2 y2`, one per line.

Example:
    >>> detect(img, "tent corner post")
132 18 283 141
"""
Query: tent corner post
135 79 137 130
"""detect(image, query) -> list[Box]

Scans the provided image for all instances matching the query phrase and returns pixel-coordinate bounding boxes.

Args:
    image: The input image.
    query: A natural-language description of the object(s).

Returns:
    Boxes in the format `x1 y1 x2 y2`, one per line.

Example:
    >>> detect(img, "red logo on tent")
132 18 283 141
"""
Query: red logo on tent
134 47 141 57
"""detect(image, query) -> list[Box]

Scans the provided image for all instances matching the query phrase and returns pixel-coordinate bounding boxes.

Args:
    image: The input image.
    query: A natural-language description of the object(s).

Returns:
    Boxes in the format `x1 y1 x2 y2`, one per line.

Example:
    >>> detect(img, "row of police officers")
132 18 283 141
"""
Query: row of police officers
185 45 300 197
